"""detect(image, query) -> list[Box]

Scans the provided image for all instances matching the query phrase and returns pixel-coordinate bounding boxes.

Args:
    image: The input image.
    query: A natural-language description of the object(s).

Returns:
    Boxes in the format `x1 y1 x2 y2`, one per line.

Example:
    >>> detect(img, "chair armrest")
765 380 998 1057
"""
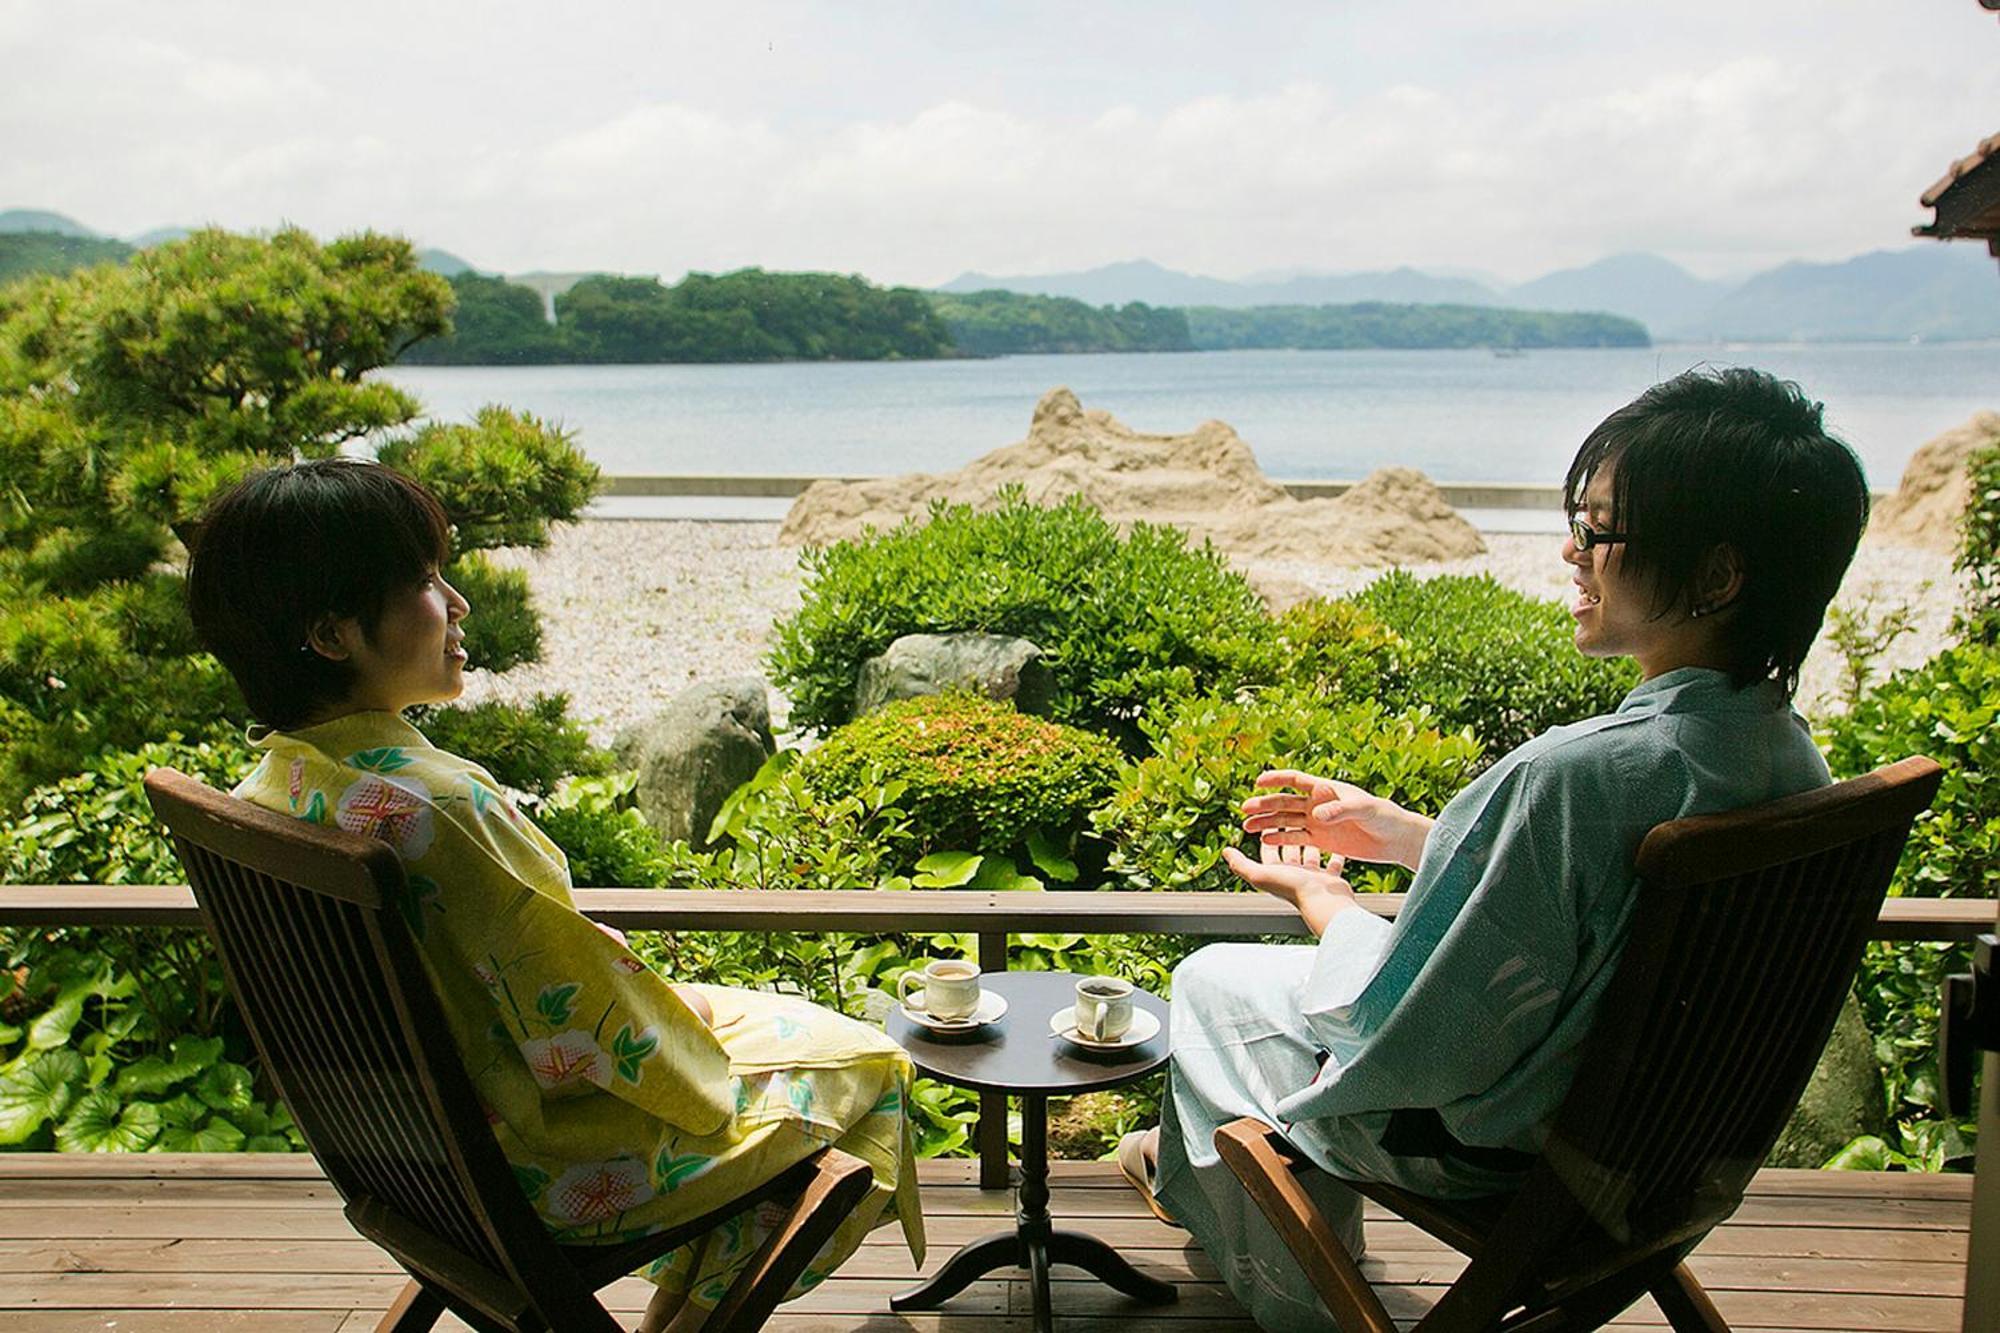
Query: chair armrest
1213 1118 1397 1333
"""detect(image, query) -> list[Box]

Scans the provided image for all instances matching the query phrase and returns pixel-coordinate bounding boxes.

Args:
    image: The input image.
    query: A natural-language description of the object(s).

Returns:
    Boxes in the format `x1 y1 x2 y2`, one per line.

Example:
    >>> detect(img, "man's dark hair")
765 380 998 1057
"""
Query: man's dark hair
1563 366 1870 700
186 459 452 729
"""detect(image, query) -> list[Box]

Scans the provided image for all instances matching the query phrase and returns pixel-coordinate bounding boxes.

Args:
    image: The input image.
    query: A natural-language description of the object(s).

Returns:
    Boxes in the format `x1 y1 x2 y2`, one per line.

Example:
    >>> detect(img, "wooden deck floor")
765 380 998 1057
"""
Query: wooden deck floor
0 1154 1970 1331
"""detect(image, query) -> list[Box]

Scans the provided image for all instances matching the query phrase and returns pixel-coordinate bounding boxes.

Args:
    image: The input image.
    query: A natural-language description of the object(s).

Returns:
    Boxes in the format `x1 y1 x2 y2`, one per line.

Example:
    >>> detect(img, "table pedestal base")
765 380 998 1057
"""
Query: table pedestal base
891 1093 1176 1332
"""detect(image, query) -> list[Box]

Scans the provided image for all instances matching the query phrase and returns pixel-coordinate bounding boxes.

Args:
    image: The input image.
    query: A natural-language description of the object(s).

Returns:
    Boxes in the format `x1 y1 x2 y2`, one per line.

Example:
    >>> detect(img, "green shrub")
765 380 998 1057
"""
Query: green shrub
0 731 254 887
1093 691 1483 896
1210 596 1408 705
1825 641 1999 904
799 694 1123 874
1956 442 2000 646
416 692 608 799
1350 572 1640 757
447 553 543 675
767 488 1267 745
533 773 674 889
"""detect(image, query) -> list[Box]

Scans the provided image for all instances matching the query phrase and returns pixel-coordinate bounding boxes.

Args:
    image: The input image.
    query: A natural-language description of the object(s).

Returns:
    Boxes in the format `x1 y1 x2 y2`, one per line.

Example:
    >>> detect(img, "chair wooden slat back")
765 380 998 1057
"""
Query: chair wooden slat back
1524 755 1943 1287
142 767 536 1278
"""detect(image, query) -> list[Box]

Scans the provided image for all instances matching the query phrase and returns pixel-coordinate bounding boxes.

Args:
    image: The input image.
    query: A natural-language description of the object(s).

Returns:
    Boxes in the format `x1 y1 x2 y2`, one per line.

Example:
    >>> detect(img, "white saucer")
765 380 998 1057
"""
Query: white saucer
1048 1004 1161 1049
900 990 1008 1032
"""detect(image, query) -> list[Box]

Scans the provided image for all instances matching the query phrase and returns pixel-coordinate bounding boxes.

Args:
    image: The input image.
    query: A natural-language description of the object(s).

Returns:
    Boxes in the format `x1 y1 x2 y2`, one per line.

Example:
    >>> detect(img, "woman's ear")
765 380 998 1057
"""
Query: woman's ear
305 614 354 662
1693 544 1745 617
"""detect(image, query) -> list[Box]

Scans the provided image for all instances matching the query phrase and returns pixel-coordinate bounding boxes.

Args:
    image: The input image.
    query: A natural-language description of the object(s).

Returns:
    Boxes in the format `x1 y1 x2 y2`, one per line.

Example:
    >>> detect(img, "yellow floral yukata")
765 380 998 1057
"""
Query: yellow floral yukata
234 711 924 1310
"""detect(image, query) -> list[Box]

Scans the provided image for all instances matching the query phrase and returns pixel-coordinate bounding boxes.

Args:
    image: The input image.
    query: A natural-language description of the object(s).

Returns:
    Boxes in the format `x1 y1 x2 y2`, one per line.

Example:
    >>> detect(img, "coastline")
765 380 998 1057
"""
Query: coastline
457 520 1961 746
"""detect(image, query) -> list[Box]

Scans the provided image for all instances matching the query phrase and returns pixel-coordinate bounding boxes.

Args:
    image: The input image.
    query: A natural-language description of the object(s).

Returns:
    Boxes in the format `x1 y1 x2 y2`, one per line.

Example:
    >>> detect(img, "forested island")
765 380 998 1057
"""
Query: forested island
1185 303 1648 350
0 230 1650 362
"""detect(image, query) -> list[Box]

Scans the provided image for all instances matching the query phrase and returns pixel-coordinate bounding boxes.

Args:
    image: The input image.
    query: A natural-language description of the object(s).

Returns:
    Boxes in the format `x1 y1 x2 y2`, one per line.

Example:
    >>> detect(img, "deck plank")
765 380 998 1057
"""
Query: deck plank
0 1157 1969 1332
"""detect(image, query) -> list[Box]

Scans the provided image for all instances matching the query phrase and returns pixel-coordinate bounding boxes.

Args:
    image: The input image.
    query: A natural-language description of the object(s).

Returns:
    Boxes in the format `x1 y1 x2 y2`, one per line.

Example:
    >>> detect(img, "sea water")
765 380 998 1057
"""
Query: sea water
381 343 1998 504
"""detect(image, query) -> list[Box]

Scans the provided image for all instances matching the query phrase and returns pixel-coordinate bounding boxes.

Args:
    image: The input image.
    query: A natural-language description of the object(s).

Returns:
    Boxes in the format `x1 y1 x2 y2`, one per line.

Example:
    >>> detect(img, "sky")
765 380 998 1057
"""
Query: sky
4 1 1999 288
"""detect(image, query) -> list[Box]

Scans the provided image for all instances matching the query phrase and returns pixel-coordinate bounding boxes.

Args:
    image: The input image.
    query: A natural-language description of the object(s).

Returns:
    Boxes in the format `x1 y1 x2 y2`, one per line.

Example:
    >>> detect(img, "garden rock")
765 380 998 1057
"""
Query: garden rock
779 387 1483 566
1766 991 1888 1168
614 678 775 847
1870 411 2000 551
854 633 1054 717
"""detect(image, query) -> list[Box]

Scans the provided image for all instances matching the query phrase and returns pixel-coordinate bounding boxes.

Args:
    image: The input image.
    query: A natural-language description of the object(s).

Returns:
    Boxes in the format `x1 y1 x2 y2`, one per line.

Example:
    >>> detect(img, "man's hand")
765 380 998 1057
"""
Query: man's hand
1241 769 1433 871
1222 841 1359 938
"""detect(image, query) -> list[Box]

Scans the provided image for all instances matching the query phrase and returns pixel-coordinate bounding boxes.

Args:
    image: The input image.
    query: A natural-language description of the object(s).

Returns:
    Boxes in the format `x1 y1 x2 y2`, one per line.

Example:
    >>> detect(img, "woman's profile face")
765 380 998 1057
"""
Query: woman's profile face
316 568 470 717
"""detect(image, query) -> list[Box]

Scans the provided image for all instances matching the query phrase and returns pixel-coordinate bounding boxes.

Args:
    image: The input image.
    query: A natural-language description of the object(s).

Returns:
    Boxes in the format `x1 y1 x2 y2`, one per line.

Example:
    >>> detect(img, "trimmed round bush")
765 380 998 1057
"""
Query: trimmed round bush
1349 571 1640 758
767 488 1267 746
799 693 1124 860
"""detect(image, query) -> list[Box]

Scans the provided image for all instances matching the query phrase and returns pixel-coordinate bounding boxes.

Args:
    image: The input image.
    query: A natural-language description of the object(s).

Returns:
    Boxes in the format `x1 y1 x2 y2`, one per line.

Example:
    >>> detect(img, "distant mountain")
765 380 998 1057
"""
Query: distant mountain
128 226 191 248
939 258 1505 309
0 209 96 237
1675 246 2000 342
1508 253 1727 339
418 247 479 277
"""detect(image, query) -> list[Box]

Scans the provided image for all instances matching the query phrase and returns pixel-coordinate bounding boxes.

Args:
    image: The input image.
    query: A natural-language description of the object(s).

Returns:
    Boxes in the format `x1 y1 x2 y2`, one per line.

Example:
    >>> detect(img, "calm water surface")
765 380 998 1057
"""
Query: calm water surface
381 343 1998 492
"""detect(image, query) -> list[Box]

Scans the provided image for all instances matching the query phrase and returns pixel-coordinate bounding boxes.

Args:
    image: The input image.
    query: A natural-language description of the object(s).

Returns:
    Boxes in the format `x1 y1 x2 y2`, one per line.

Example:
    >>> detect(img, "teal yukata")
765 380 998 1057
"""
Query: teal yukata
1155 668 1832 1332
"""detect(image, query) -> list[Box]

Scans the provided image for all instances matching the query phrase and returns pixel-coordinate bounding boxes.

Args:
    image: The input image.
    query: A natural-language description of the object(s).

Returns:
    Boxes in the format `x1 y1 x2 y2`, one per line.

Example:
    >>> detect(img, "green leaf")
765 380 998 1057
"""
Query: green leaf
155 1093 210 1129
0 1049 87 1144
969 856 1042 892
346 746 414 774
26 992 87 1051
535 982 581 1026
913 851 983 888
655 1151 716 1192
245 1134 294 1153
1025 828 1079 883
158 1115 247 1153
193 1062 255 1115
56 1087 163 1152
114 1036 225 1097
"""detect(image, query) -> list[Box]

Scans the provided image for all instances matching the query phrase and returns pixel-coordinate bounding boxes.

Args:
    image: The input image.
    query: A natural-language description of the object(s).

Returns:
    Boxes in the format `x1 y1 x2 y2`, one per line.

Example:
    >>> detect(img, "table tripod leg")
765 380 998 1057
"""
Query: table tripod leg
1047 1228 1178 1304
889 1230 1020 1312
1029 1233 1053 1331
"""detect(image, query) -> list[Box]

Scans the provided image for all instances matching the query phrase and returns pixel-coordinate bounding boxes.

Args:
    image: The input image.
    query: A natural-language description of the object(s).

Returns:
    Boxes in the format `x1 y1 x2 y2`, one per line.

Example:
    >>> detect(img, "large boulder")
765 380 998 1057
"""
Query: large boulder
779 387 1483 567
1870 412 2000 551
854 633 1054 717
614 678 775 847
1766 991 1889 1168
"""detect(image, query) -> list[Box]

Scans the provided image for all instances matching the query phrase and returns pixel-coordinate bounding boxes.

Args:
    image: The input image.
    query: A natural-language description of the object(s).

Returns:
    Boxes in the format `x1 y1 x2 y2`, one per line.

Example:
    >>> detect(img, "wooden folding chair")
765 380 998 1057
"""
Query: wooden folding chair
144 766 873 1333
1215 755 1943 1332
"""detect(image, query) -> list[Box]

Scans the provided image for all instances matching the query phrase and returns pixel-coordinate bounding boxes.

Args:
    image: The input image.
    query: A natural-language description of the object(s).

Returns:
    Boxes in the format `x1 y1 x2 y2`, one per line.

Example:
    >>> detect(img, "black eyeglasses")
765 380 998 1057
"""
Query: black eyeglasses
1567 515 1627 551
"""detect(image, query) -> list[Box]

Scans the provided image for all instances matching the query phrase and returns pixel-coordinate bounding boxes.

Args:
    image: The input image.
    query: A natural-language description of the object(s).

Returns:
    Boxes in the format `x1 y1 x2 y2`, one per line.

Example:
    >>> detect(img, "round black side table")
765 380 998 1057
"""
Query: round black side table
886 970 1176 1332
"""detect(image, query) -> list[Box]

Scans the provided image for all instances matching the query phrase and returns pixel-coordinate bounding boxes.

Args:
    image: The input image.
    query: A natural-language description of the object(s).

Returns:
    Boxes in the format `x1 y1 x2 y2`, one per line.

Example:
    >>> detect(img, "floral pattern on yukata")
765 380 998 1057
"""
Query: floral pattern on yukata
234 711 923 1314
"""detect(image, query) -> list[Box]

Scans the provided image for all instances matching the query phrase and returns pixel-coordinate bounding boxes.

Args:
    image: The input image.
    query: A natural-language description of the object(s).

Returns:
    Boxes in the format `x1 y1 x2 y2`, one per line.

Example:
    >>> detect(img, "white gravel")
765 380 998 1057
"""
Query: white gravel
456 521 1962 744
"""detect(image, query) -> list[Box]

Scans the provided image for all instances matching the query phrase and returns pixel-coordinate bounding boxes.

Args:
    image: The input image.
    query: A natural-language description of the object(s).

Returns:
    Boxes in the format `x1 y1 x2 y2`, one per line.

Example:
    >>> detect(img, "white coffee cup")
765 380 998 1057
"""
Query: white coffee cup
1074 975 1135 1042
899 959 982 1022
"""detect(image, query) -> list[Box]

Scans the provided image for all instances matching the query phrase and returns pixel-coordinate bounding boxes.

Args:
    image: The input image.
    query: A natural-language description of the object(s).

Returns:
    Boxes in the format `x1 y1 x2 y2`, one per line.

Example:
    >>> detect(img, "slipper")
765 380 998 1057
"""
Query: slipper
1117 1130 1183 1228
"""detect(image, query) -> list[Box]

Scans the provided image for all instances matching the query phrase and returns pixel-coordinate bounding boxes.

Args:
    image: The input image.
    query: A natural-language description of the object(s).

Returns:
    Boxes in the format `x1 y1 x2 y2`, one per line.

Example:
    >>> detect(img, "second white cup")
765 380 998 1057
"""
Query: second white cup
1074 975 1135 1041
899 959 982 1022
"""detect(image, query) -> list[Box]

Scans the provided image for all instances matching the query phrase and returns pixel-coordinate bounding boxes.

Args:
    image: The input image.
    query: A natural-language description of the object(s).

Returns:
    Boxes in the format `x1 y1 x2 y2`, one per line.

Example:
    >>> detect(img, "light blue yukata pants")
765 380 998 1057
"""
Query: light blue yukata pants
1153 944 1368 1333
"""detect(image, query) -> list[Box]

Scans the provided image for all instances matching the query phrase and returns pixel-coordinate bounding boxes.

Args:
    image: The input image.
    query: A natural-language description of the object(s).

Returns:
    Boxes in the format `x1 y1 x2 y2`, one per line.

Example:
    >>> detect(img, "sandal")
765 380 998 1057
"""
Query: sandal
1117 1129 1182 1228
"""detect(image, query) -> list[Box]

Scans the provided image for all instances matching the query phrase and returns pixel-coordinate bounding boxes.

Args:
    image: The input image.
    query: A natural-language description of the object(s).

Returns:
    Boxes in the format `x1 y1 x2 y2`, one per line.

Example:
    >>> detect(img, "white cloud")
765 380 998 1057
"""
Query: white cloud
1 2 1994 282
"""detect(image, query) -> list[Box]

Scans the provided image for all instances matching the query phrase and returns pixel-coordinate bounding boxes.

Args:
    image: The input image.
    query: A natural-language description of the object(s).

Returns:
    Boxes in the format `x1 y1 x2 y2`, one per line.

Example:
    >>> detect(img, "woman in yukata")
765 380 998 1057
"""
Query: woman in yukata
184 460 922 1333
1119 367 1873 1332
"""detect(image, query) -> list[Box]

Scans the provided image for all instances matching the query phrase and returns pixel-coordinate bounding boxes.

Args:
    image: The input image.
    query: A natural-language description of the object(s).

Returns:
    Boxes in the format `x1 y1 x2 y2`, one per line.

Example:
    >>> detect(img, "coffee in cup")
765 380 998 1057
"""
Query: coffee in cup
899 959 982 1022
1074 975 1135 1042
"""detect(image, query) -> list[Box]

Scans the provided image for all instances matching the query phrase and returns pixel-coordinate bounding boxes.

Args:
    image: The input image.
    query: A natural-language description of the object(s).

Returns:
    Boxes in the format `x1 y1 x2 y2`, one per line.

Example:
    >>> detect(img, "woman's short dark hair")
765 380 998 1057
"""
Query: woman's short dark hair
186 459 451 729
1563 366 1869 699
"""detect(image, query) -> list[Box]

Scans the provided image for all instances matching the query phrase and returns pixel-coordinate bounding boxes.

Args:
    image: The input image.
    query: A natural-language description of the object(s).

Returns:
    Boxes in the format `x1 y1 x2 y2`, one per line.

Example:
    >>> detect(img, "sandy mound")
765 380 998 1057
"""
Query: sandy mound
1870 411 2000 551
779 387 1484 566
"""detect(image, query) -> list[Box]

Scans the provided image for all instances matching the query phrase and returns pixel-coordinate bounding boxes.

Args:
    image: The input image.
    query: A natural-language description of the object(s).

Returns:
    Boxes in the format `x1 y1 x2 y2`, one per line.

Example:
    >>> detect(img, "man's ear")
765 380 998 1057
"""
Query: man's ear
305 615 354 662
1696 544 1745 616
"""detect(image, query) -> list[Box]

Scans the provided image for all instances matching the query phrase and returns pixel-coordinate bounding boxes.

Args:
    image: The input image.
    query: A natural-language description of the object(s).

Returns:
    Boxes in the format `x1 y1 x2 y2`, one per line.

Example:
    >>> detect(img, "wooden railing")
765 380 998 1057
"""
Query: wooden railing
5 886 1992 1189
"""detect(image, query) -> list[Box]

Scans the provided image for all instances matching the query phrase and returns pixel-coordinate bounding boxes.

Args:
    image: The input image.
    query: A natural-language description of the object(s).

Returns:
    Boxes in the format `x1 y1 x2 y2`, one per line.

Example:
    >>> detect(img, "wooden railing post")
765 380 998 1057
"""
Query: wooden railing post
977 930 1010 1190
